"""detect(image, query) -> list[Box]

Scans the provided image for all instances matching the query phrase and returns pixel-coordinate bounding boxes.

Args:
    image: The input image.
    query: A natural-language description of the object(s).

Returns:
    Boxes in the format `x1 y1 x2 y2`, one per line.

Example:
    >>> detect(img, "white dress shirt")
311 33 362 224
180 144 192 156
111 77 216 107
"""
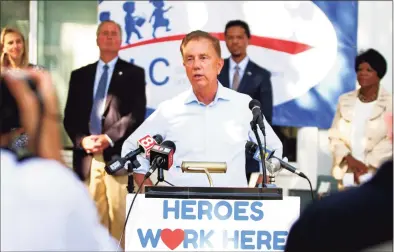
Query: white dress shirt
1 149 118 251
121 82 283 187
229 56 249 89
93 57 118 145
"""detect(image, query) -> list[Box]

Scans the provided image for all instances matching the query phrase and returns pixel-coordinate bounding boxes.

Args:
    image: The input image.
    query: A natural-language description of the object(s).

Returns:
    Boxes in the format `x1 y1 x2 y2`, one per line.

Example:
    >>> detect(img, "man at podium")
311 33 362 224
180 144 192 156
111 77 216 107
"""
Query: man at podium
122 30 283 189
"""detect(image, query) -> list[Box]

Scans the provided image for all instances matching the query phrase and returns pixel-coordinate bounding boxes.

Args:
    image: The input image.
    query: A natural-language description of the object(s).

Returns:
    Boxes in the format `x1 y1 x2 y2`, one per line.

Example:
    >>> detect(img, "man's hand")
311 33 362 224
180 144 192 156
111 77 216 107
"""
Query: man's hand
82 134 111 154
94 134 111 151
81 135 99 153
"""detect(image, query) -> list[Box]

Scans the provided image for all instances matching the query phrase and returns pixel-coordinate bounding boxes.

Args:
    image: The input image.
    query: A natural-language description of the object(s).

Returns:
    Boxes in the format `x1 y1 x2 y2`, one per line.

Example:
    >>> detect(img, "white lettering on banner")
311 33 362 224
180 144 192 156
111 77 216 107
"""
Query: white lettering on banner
125 196 300 251
98 1 337 110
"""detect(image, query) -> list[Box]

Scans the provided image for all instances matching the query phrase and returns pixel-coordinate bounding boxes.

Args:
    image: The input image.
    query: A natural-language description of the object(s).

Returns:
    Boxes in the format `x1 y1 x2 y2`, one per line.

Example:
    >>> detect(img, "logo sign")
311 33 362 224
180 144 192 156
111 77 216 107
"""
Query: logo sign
138 135 157 158
98 1 358 128
125 196 300 251
152 145 171 154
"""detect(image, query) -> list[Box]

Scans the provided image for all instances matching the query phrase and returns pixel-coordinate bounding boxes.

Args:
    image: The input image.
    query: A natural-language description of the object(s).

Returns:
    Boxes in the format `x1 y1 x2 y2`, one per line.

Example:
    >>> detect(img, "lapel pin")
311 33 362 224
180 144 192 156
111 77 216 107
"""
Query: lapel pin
247 71 252 76
119 71 123 76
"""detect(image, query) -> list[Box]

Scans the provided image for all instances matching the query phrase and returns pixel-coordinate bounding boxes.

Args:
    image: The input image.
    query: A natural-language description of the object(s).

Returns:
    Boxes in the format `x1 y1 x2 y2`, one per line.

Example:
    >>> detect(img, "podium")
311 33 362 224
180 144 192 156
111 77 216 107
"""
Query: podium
125 186 300 251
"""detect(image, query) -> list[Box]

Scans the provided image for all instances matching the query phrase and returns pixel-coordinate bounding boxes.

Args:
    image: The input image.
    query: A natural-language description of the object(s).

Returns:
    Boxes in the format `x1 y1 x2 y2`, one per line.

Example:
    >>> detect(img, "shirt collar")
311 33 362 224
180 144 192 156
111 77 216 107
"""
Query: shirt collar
184 81 231 106
98 56 118 71
229 56 249 72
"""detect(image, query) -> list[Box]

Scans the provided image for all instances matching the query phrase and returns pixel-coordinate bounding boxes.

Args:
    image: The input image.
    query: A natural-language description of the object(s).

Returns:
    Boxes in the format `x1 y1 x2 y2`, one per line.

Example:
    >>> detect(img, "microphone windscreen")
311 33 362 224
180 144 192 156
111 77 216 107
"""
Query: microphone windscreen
161 140 176 153
153 134 164 144
248 99 261 111
245 141 258 156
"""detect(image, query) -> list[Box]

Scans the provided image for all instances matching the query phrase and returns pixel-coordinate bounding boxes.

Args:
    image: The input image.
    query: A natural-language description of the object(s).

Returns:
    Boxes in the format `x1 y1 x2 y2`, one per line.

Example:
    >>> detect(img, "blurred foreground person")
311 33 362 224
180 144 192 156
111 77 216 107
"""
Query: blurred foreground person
0 68 117 251
285 112 393 252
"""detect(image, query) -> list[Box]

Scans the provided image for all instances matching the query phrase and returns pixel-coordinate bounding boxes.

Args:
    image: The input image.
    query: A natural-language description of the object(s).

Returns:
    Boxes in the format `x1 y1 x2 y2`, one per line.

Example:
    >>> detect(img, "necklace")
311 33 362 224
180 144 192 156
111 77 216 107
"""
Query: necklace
358 89 378 103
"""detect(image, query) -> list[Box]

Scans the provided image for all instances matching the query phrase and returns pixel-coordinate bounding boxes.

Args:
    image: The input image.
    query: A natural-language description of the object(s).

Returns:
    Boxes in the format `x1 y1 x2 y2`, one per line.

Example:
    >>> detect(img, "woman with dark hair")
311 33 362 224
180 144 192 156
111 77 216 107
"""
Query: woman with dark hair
328 48 392 189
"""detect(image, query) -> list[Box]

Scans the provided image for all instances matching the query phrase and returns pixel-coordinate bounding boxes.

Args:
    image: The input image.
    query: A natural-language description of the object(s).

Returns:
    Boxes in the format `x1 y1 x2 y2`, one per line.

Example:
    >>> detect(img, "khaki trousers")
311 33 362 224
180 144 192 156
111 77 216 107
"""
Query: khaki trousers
85 154 128 249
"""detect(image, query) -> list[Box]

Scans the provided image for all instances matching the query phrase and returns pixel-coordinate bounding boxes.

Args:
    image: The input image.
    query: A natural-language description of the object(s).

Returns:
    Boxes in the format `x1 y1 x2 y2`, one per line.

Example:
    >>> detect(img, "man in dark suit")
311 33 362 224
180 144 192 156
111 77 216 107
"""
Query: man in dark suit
63 20 146 247
218 20 273 183
285 113 394 252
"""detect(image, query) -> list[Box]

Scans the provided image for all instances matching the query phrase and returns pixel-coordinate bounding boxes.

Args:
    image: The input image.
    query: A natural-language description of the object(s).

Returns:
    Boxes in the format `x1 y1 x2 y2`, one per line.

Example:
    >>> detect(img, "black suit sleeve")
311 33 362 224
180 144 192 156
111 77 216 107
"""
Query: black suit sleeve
104 66 146 143
63 70 87 149
258 71 273 125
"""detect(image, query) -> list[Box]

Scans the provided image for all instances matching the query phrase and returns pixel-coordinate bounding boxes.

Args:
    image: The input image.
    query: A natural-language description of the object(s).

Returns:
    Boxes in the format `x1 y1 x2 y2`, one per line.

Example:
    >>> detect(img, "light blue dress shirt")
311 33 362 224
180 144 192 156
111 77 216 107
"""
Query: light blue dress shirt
121 82 282 187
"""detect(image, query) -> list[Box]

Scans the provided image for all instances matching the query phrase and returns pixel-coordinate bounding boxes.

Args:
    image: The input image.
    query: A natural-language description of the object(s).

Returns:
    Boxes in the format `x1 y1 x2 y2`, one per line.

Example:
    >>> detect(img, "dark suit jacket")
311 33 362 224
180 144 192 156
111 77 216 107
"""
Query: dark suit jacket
218 58 273 175
218 58 273 124
63 58 146 181
285 159 393 252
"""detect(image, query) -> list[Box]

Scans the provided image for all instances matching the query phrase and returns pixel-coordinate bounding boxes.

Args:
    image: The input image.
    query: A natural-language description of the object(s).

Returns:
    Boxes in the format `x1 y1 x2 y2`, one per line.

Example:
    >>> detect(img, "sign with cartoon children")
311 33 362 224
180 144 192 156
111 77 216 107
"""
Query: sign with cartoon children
98 1 358 129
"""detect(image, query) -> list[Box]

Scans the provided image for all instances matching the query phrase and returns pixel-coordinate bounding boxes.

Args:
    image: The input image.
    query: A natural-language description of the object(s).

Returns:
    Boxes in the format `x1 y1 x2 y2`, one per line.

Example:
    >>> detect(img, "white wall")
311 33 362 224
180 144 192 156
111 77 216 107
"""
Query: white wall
357 1 393 94
280 1 393 194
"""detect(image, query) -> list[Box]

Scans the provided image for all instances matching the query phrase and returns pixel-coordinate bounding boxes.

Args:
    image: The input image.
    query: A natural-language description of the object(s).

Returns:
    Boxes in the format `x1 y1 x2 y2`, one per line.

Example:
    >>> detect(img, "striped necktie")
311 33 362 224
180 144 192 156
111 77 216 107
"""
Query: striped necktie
232 65 240 90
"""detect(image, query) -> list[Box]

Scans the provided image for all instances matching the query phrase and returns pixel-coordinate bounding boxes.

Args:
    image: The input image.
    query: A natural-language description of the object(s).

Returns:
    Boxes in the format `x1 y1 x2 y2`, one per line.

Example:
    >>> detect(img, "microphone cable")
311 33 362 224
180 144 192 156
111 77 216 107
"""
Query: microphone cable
116 157 159 251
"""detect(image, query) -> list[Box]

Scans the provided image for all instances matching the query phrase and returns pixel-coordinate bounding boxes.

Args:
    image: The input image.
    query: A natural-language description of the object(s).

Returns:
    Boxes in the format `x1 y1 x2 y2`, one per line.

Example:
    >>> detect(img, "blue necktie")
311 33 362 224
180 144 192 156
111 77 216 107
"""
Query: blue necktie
89 64 109 135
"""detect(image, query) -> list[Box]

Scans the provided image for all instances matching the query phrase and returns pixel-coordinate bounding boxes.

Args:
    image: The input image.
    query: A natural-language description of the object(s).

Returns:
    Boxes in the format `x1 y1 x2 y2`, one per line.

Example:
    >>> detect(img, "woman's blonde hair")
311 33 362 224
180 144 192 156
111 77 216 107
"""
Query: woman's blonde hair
0 27 29 68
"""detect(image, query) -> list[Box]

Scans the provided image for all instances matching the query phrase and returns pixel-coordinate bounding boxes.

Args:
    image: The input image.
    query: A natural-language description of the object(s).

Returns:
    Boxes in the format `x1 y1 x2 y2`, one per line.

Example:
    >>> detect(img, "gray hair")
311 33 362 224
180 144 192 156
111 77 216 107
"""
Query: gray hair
96 20 122 38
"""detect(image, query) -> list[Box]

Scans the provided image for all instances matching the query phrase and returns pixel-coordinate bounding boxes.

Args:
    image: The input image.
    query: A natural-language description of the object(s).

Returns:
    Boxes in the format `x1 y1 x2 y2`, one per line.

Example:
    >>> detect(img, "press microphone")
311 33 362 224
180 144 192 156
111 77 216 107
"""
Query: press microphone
245 141 306 178
144 140 176 179
245 140 273 162
270 155 307 179
104 134 163 175
137 134 164 159
249 99 266 136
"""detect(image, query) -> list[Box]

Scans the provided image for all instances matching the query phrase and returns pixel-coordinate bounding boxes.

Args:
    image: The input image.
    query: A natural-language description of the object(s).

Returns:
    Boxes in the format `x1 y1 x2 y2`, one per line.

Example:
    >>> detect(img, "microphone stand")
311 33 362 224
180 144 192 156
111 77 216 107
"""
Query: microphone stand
151 157 174 186
155 167 175 186
125 157 141 193
126 162 135 193
250 120 268 188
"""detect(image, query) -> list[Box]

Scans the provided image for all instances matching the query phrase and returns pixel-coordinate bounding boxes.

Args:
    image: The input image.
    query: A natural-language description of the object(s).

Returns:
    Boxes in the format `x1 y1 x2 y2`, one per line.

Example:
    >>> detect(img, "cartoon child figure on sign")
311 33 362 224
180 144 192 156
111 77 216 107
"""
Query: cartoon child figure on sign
149 0 172 38
123 1 145 44
99 11 111 22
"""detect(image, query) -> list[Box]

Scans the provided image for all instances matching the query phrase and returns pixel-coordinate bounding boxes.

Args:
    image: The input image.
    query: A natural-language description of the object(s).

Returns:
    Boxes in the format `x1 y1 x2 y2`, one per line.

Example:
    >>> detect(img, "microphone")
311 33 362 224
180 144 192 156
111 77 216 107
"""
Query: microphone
144 140 176 179
104 134 163 175
245 140 273 162
137 134 164 159
270 156 307 179
245 141 306 178
249 99 266 136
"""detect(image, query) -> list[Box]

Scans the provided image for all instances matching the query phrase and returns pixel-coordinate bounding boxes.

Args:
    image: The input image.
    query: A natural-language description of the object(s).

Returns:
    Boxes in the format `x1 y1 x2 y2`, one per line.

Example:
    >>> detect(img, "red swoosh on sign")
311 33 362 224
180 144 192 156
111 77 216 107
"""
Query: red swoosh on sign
120 32 312 55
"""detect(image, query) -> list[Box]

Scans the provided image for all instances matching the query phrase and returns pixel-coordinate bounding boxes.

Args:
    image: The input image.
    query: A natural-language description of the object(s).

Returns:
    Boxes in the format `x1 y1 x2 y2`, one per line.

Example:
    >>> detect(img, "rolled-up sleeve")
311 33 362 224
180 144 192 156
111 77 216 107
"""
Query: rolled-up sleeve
121 103 168 175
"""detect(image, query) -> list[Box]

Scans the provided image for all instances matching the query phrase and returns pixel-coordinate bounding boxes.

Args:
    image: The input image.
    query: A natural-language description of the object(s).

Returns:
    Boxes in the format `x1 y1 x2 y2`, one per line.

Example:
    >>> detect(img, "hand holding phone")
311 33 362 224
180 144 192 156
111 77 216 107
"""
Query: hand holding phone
1 68 63 163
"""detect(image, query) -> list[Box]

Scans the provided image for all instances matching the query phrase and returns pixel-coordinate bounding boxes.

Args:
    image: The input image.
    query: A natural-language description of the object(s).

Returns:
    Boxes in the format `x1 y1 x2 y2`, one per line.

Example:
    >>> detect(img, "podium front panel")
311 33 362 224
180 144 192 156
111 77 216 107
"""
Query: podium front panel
125 195 300 251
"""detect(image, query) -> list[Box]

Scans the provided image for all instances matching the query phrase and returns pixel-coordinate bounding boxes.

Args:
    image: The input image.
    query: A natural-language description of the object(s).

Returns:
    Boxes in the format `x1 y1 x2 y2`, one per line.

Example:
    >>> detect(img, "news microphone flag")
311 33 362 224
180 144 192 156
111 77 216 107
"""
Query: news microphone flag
137 135 158 159
253 148 273 162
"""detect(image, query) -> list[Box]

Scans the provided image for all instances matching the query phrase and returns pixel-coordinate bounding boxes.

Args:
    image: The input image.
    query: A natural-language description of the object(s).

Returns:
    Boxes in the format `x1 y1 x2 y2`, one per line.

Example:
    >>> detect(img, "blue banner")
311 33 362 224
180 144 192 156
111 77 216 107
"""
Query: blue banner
273 1 358 128
98 1 358 129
